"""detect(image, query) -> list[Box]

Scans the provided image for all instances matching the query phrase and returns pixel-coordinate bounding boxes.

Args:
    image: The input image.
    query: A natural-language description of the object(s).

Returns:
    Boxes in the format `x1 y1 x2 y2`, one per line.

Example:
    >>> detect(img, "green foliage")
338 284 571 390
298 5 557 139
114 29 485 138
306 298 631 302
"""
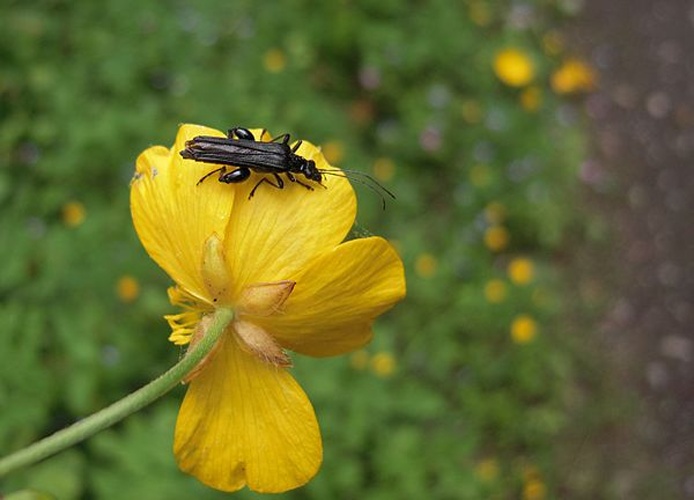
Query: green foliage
1 0 597 498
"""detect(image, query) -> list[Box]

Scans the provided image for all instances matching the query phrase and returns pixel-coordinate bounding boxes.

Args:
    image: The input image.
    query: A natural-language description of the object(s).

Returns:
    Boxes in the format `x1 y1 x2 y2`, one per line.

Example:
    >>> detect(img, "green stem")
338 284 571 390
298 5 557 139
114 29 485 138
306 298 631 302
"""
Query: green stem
0 307 234 477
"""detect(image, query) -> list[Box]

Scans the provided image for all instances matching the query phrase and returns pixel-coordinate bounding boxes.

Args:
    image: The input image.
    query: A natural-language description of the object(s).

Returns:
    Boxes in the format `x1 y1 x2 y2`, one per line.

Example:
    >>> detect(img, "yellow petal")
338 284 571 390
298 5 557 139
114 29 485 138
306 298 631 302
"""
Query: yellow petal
201 233 232 305
258 236 406 357
222 140 357 298
130 124 237 301
174 333 322 493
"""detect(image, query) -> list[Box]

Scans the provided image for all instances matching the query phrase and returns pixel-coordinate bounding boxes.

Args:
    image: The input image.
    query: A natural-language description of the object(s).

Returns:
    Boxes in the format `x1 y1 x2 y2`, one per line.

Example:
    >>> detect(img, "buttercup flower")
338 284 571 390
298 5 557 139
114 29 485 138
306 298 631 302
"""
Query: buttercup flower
484 225 510 252
511 314 538 344
130 124 406 493
493 47 535 88
484 279 507 304
474 458 499 482
551 58 596 95
62 200 86 227
116 275 140 303
263 48 286 73
370 351 396 377
414 252 438 278
508 257 534 285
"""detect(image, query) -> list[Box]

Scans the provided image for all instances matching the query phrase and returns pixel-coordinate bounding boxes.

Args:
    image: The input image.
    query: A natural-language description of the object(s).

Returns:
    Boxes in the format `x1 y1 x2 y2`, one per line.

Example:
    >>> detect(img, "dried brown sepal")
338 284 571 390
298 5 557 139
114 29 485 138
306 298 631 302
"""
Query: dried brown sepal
237 280 296 317
233 319 292 368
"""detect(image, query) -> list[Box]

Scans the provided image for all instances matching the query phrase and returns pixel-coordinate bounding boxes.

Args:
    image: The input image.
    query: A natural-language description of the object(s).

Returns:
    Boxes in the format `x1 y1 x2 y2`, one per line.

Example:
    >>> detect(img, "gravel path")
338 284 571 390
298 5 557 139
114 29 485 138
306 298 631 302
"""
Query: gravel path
572 1 694 497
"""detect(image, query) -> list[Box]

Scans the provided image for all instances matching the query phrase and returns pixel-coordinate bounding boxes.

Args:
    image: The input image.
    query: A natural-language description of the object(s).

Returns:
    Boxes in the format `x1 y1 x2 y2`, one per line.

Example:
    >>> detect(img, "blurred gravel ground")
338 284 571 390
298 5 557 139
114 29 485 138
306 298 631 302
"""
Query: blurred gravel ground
572 1 694 497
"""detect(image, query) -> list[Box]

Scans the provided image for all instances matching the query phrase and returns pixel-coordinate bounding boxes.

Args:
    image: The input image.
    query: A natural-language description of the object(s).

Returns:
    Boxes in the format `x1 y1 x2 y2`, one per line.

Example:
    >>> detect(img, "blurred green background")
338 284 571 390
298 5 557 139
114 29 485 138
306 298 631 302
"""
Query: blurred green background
0 0 607 498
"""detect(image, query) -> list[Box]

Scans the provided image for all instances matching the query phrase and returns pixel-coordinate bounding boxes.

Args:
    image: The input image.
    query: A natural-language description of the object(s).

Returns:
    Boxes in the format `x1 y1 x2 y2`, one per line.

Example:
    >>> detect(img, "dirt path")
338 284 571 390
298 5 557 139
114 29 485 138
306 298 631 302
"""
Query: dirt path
571 1 694 497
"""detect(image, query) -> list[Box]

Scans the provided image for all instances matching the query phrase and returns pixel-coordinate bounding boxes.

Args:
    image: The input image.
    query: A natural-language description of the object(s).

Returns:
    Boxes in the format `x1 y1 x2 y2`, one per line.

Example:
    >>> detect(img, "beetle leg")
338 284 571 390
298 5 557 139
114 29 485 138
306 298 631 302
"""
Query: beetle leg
197 167 227 185
270 133 291 144
284 171 315 191
248 173 285 199
290 140 303 153
295 179 315 191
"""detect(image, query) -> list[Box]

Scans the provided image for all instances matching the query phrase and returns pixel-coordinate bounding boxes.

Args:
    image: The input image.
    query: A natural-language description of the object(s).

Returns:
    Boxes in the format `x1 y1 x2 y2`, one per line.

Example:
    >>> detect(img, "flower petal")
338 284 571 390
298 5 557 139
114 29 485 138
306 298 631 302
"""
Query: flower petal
174 333 322 493
130 124 237 301
257 236 406 357
222 140 357 298
201 233 233 305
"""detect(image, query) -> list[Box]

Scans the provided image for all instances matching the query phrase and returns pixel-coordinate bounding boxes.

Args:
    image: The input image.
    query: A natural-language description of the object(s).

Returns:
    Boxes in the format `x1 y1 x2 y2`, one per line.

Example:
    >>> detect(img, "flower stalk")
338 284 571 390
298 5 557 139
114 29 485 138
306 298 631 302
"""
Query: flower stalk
0 307 234 477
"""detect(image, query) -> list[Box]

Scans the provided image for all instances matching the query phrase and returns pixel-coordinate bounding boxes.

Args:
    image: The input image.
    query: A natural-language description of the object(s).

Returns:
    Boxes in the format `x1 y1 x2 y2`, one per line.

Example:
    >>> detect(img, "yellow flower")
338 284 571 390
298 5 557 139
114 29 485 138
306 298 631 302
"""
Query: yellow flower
469 164 492 188
474 458 499 482
484 201 506 225
372 157 396 182
349 99 374 125
130 124 406 493
520 86 542 112
484 279 507 303
321 140 344 165
62 200 86 227
468 1 492 26
350 349 370 370
116 275 140 303
461 99 483 124
370 351 396 377
483 226 509 252
493 48 535 87
263 48 286 73
550 58 596 94
508 257 534 285
511 314 538 344
523 478 547 500
415 253 437 278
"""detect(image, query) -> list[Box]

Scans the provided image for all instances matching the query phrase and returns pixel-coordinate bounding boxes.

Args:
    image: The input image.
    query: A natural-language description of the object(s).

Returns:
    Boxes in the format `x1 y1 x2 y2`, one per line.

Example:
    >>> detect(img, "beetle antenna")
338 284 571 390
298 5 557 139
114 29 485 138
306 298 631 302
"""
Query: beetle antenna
318 169 395 210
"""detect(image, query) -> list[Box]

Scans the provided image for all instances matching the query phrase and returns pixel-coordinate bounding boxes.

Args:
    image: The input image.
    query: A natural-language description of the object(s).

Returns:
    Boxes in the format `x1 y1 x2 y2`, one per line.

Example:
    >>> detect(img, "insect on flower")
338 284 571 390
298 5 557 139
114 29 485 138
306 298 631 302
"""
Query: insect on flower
131 123 407 493
179 126 395 207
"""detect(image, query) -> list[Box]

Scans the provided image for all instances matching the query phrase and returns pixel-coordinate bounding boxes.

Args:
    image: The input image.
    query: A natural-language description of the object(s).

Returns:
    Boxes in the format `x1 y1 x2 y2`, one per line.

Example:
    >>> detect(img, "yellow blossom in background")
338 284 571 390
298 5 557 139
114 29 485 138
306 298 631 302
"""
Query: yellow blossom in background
116 275 140 303
469 164 492 188
130 124 406 493
508 257 534 285
468 1 492 26
62 200 86 227
484 279 507 304
484 226 509 252
551 58 596 94
263 48 286 73
523 478 547 500
474 458 499 482
321 140 344 165
415 253 438 278
520 86 542 112
373 157 396 182
493 48 535 87
350 349 370 370
370 351 396 377
484 201 506 225
461 99 483 124
349 99 375 125
511 314 538 344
